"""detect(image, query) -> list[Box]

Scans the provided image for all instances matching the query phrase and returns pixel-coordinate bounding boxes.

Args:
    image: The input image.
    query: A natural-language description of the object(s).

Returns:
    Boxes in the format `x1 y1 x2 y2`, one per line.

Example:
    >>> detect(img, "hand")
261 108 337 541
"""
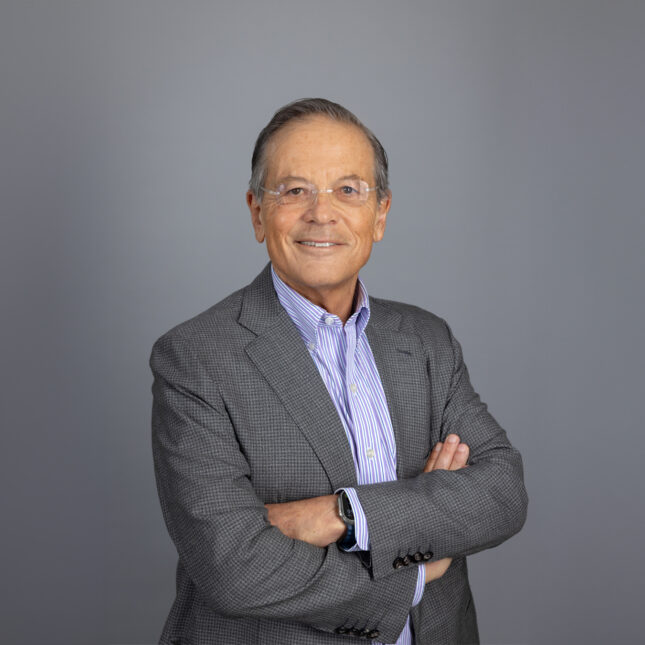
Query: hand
424 433 470 473
422 434 469 583
265 494 346 547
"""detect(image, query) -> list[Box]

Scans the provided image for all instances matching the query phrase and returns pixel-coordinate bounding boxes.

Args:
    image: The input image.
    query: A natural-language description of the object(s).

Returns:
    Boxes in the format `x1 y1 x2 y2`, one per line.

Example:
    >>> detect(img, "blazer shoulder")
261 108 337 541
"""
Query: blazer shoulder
151 285 247 353
369 295 452 346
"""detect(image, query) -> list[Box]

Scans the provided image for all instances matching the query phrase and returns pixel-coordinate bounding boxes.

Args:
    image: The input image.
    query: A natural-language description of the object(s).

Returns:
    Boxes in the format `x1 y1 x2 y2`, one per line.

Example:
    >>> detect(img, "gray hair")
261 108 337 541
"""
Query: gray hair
249 98 390 203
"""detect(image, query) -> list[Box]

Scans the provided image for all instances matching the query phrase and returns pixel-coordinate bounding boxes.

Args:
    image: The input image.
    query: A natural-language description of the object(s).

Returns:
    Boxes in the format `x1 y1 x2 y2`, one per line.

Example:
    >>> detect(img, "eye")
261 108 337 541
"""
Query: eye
286 187 304 196
340 185 357 195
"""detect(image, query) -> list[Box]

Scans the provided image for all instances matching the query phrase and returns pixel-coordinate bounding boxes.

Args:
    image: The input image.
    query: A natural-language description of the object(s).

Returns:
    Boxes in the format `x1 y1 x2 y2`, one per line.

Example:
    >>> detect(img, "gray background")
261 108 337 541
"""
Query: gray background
1 1 643 644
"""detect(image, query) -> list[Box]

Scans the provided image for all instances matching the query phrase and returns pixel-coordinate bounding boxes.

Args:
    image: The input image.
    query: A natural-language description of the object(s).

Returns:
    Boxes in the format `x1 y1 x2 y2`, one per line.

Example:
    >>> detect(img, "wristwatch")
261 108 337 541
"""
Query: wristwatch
337 490 356 549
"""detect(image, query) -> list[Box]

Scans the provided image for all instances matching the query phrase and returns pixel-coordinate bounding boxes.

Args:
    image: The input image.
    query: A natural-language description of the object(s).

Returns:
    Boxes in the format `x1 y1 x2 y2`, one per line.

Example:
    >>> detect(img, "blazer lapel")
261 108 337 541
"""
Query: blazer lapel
366 300 433 480
239 265 358 492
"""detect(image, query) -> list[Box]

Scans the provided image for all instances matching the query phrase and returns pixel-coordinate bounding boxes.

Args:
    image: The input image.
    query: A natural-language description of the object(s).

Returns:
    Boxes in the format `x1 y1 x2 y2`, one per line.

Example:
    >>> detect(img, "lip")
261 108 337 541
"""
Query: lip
294 241 344 255
296 240 344 245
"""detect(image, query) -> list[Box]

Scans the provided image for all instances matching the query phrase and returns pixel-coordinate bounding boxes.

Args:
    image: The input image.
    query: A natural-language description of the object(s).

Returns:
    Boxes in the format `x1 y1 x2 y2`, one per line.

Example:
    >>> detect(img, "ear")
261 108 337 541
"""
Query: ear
247 190 265 243
372 190 391 242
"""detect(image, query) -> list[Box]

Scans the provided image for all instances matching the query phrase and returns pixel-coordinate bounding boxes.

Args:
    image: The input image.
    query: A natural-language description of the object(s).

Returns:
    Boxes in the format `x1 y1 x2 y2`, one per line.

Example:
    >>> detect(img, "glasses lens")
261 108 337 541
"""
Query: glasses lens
272 179 372 208
332 179 368 205
276 181 313 206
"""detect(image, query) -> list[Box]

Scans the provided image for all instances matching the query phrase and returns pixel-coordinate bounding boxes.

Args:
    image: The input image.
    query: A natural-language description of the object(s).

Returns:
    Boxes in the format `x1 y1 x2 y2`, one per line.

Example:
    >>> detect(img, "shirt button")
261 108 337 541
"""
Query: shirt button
307 342 315 351
349 383 357 393
366 447 375 459
324 316 335 326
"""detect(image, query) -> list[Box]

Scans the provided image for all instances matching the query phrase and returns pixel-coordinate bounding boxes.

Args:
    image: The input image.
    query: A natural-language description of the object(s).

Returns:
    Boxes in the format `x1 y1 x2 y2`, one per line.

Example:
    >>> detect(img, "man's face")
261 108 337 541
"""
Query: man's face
247 116 391 307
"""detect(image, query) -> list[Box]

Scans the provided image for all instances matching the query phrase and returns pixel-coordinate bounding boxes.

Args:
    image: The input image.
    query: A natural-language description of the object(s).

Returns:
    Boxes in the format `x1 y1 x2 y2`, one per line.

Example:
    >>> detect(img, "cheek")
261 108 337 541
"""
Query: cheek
267 214 296 242
356 222 379 247
351 209 381 243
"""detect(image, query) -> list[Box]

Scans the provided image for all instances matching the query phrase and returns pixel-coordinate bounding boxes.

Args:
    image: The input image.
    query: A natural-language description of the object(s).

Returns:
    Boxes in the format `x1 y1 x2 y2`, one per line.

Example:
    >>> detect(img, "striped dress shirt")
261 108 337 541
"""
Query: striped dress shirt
271 265 425 645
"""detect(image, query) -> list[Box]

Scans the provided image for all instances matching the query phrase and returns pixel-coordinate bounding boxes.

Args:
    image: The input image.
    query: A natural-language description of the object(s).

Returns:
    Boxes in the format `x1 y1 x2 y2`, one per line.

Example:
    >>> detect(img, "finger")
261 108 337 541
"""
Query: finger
424 557 453 583
437 557 453 576
449 443 470 470
434 434 460 469
424 442 442 472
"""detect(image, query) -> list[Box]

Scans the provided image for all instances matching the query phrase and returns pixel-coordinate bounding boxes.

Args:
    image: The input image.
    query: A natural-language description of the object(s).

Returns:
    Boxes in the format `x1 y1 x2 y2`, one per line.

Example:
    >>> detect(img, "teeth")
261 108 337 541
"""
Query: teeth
300 241 336 247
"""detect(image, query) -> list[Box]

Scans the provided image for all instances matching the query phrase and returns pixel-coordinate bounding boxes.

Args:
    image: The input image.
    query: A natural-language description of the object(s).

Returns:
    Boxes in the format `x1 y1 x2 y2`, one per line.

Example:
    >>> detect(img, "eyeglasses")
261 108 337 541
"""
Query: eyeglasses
260 178 378 209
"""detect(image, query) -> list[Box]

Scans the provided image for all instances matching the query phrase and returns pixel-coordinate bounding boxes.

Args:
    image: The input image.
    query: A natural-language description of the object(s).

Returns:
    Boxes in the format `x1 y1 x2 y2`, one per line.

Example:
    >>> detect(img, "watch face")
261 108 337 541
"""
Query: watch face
341 493 354 521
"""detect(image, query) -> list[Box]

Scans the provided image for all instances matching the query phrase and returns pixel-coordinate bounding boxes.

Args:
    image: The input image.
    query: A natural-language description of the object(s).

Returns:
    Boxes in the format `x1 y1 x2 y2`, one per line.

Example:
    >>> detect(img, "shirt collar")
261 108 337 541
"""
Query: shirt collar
270 264 371 347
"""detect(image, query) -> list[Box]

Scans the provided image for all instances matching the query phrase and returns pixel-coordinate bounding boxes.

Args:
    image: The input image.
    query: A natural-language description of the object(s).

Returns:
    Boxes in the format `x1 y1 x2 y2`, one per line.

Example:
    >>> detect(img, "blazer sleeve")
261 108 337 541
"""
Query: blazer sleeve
352 318 529 581
150 330 419 642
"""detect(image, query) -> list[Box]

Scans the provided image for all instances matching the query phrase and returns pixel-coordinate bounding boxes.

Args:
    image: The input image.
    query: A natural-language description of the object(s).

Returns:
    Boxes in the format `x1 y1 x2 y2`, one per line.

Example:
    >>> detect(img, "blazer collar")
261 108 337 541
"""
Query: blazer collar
237 262 286 336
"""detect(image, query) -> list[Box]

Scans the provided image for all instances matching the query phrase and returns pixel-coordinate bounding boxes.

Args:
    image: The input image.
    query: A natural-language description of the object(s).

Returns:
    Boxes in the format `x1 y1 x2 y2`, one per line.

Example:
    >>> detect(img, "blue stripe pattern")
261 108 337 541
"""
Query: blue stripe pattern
271 265 424 645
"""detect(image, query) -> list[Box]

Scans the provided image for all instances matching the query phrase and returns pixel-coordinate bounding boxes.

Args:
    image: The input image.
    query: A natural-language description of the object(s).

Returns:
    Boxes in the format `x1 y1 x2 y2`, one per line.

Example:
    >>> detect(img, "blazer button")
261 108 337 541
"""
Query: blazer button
413 551 424 562
360 628 372 638
393 557 405 569
422 551 434 560
335 626 348 634
369 630 380 639
402 555 411 566
349 627 361 637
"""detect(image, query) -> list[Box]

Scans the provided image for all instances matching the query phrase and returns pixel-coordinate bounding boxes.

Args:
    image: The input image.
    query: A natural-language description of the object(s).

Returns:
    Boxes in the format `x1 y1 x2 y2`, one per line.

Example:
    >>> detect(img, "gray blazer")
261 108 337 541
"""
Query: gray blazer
150 263 528 645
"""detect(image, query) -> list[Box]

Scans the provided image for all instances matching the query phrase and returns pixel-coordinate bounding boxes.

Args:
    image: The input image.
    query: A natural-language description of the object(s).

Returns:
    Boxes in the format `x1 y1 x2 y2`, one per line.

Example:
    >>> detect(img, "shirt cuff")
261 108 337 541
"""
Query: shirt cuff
334 487 370 551
411 565 425 607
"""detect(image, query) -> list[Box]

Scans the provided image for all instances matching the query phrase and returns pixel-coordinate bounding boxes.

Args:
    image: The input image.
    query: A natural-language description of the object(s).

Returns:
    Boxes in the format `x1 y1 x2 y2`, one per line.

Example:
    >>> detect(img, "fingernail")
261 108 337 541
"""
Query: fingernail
458 444 467 451
447 434 458 444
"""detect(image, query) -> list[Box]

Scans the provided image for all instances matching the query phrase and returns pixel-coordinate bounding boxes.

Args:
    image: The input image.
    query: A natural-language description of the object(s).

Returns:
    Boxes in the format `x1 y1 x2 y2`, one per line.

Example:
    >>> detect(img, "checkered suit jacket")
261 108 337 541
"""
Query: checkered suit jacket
150 263 528 644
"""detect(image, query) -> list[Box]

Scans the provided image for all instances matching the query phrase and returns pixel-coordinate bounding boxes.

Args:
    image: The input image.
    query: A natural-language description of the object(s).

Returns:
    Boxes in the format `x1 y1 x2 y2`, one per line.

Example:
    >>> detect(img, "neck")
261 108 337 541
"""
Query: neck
274 270 359 324
308 286 357 324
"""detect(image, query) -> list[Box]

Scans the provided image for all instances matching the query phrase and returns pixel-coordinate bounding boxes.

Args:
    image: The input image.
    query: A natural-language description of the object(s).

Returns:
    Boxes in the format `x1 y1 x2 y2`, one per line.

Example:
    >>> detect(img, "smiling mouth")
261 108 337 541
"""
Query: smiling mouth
298 240 336 249
297 241 340 248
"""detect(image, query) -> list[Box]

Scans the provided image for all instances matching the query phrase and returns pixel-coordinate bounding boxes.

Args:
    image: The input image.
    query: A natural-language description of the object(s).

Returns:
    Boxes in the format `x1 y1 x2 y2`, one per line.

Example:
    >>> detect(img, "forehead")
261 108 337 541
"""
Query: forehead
264 116 375 182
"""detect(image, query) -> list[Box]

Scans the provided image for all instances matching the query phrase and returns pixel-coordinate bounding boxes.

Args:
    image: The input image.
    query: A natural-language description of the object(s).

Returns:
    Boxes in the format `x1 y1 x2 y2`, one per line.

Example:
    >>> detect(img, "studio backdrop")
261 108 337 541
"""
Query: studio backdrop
1 1 643 644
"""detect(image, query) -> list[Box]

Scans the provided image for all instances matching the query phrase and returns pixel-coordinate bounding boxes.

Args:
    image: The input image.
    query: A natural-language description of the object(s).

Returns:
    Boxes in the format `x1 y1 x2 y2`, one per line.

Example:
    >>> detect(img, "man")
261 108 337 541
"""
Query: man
150 98 528 645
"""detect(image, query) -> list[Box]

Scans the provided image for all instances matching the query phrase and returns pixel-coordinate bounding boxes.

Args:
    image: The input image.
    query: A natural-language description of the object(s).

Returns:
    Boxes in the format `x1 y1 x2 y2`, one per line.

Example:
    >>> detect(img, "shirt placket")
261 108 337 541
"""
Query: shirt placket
317 318 358 465
344 320 375 485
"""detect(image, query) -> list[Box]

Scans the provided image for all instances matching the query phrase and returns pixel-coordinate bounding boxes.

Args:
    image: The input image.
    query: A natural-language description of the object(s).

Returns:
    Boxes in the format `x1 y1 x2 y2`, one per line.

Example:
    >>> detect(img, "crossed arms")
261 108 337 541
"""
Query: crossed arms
150 320 528 641
265 435 471 584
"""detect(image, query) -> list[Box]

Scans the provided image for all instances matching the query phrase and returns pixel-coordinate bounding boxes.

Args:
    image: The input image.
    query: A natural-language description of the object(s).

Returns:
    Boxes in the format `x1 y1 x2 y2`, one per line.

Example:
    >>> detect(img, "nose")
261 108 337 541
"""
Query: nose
304 191 337 224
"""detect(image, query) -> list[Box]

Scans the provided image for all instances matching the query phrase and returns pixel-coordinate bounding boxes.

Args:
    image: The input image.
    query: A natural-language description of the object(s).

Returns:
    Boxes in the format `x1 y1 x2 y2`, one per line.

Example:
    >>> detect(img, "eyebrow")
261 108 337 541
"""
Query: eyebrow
274 173 365 184
275 175 308 184
336 174 363 182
